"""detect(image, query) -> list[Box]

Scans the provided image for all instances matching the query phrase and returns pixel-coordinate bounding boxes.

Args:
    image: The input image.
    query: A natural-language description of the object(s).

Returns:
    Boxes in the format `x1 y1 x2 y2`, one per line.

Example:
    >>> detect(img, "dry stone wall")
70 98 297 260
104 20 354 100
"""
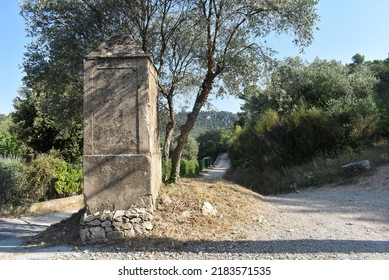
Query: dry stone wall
79 208 153 244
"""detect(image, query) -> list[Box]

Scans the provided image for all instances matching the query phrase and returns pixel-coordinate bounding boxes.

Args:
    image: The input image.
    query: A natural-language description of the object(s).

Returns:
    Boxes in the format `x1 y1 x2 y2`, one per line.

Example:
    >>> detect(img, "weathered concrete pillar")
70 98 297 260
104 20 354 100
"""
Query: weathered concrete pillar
81 35 161 243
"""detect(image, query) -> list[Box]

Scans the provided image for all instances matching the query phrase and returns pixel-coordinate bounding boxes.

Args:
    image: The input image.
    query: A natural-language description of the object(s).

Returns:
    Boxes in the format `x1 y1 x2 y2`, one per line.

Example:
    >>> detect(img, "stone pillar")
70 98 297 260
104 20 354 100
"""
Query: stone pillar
81 35 161 243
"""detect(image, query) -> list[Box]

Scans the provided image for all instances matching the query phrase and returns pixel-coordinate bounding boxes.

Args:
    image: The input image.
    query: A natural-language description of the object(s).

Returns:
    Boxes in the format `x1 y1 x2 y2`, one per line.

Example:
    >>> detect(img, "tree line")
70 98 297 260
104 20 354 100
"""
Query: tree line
226 54 389 193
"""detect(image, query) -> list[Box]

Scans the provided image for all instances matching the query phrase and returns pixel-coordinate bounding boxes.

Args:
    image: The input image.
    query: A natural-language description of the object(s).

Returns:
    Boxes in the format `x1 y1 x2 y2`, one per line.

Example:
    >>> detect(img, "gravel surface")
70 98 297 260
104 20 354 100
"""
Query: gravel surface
1 165 388 260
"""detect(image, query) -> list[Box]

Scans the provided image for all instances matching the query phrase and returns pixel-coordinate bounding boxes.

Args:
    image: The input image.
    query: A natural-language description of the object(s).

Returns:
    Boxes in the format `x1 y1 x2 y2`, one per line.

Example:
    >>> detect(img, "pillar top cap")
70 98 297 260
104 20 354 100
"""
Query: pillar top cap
85 34 150 59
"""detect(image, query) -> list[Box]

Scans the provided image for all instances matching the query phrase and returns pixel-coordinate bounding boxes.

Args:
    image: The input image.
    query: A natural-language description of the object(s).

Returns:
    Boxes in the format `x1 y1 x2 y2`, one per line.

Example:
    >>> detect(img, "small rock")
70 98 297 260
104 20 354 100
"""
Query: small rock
99 211 113 221
140 212 153 221
125 229 135 238
161 194 173 205
178 210 192 219
113 210 126 221
89 226 107 242
101 221 112 227
342 160 371 173
133 224 144 235
86 219 102 226
84 215 99 223
130 217 142 224
143 221 153 231
125 210 140 219
202 201 218 216
113 221 133 230
104 227 113 233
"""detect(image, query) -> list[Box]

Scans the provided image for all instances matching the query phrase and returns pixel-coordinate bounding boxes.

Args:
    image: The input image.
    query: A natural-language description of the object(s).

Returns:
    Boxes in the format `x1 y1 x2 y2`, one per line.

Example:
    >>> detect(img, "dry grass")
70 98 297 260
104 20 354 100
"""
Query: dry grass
25 178 265 249
150 178 264 242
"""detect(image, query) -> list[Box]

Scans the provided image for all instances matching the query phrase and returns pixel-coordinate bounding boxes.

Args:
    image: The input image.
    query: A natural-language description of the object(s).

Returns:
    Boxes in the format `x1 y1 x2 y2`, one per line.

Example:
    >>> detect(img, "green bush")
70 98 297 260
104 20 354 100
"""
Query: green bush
0 117 23 156
54 162 83 197
0 156 25 205
179 159 199 177
23 153 66 202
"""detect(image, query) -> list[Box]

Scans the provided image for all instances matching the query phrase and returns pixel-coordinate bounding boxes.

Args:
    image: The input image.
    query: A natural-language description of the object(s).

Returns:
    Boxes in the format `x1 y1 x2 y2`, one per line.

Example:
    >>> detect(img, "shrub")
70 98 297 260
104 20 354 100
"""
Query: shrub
0 156 25 205
54 162 83 197
180 159 199 177
23 153 65 202
0 117 23 156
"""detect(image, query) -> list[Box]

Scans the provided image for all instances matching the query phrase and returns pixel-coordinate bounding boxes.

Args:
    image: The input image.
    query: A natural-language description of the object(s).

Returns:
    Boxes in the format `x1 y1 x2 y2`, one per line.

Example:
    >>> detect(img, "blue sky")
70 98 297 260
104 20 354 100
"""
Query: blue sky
2 0 389 115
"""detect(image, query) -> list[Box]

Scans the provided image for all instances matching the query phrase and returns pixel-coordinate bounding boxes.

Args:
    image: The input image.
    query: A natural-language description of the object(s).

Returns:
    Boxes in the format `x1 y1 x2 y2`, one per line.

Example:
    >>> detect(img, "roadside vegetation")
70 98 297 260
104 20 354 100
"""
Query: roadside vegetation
226 55 389 194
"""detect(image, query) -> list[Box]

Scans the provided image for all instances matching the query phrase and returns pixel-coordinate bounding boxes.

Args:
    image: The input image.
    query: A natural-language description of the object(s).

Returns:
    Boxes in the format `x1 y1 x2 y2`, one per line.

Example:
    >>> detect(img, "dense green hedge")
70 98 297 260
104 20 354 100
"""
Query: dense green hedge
180 159 200 177
198 157 214 171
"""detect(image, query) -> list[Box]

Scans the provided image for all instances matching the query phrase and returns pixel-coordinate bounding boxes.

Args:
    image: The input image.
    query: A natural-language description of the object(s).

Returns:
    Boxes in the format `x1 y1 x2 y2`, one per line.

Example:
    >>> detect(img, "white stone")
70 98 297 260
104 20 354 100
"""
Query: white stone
113 210 126 221
143 221 153 231
342 160 371 171
161 194 173 205
202 201 218 216
178 210 192 219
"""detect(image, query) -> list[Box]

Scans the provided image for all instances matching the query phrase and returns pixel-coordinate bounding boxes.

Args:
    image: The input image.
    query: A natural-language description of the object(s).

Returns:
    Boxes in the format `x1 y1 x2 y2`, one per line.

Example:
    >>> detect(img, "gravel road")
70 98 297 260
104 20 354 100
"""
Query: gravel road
200 153 230 179
1 164 388 260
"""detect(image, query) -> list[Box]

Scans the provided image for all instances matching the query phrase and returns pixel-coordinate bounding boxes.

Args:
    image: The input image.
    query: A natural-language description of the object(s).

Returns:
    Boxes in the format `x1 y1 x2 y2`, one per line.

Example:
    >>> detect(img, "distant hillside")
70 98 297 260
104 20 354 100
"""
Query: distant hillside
160 110 238 140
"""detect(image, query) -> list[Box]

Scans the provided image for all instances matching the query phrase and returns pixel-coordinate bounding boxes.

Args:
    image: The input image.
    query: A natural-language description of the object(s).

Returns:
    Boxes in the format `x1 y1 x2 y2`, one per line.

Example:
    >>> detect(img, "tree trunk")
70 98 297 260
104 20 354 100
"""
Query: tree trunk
169 73 217 182
162 95 176 182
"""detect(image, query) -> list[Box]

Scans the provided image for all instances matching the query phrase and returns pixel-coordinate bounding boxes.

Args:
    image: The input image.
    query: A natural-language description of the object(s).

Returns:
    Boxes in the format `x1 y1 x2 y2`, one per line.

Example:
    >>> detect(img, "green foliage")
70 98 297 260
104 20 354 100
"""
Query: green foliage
54 163 83 197
23 152 66 202
0 156 26 205
0 116 23 156
160 111 238 142
230 58 379 172
179 159 200 178
364 59 389 137
181 137 199 161
197 128 229 159
12 89 83 164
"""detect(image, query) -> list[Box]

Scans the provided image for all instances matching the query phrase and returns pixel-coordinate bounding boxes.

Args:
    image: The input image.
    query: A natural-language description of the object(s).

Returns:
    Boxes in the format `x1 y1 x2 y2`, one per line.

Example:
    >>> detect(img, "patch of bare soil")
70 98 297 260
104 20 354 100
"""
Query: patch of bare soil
24 208 86 247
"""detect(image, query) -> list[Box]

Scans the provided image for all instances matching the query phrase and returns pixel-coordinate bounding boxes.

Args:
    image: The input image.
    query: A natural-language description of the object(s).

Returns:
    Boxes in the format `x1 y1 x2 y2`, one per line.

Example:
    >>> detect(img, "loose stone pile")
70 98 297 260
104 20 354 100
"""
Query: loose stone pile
79 207 153 244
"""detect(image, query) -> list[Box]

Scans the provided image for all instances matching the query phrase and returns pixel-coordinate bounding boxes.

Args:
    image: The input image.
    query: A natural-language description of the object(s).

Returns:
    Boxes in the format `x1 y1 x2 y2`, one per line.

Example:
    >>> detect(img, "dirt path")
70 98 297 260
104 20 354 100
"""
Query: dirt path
241 165 389 258
0 163 388 260
200 153 230 179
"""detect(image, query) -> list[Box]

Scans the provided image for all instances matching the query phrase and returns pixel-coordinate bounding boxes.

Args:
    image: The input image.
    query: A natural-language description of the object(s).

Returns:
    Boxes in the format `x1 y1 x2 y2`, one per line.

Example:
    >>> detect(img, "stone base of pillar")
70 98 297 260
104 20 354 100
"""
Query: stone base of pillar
79 206 154 244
